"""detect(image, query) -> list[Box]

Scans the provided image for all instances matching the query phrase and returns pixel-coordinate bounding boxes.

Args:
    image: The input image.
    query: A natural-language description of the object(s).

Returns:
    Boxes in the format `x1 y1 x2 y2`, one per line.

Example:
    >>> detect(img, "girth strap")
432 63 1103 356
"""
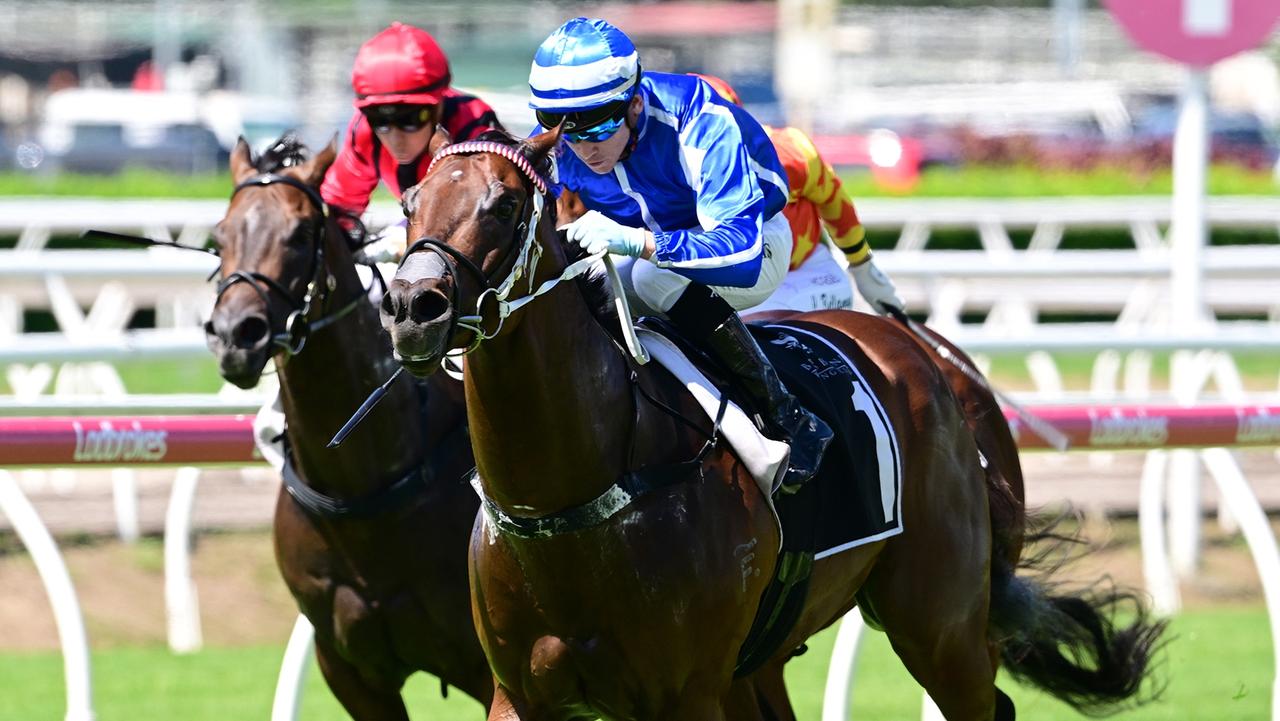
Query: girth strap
472 459 706 540
282 449 433 520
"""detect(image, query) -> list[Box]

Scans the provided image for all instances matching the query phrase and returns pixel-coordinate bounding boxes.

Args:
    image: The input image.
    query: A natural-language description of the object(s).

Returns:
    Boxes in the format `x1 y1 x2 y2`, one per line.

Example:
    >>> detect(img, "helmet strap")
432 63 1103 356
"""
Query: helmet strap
618 99 642 163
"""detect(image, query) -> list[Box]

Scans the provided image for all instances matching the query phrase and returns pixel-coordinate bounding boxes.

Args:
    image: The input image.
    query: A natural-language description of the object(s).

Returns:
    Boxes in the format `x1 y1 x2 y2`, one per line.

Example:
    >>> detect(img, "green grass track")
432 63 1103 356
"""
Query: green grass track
0 606 1269 720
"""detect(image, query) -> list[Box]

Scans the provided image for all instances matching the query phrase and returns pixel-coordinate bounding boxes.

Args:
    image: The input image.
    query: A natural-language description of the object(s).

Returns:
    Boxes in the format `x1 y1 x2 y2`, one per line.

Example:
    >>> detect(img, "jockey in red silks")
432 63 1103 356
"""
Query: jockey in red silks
321 22 504 258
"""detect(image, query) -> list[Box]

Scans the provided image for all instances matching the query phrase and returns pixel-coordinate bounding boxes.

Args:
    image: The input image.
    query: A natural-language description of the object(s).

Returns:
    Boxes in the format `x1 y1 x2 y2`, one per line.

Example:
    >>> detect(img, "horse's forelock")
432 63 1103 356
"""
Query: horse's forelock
253 132 310 173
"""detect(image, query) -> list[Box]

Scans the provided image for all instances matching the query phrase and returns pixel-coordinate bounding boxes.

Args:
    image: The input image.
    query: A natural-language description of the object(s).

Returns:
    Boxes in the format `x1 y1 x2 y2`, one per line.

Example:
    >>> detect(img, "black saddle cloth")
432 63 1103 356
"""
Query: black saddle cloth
637 317 903 676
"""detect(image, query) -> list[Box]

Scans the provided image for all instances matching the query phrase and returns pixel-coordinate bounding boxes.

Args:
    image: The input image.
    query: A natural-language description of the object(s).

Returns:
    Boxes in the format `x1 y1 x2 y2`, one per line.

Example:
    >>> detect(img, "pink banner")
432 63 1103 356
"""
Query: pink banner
1 405 1278 466
1006 404 1280 450
0 415 261 467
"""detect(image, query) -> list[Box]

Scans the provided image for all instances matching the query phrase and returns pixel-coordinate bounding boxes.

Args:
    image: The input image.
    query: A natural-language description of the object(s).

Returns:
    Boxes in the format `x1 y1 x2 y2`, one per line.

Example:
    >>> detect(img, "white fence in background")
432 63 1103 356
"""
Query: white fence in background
2 195 1279 720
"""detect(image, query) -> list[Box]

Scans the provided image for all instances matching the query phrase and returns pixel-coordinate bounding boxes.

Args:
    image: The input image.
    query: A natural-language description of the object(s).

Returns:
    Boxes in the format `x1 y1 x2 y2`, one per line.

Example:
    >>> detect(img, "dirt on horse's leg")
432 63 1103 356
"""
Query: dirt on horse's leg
313 639 410 721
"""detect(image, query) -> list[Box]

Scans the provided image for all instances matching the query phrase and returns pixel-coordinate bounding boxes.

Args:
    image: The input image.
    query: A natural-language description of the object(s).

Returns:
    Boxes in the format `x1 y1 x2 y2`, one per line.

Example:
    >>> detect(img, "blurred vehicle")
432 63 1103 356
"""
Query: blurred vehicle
1131 103 1280 171
33 88 298 174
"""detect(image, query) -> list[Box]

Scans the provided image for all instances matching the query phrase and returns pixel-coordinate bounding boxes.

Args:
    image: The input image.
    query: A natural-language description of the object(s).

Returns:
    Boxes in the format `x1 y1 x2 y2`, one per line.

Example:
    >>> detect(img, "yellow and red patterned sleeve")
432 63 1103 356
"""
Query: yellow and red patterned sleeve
772 127 870 266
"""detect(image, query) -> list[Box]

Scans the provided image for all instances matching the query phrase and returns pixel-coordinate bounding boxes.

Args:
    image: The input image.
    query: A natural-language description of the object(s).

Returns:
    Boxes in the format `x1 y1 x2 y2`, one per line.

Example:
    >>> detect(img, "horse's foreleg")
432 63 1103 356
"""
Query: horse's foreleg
722 660 796 721
487 683 565 721
313 639 410 721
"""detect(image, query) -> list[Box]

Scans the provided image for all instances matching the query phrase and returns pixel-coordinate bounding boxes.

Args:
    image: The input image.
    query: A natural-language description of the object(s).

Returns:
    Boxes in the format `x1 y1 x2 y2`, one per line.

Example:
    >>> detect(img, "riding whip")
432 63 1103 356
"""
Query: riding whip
883 305 1071 452
327 367 404 448
82 229 218 255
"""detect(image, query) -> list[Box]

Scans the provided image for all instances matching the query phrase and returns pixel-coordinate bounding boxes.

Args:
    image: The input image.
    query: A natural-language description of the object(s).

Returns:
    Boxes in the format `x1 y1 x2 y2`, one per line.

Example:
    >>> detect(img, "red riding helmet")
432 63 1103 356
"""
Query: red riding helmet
351 22 452 109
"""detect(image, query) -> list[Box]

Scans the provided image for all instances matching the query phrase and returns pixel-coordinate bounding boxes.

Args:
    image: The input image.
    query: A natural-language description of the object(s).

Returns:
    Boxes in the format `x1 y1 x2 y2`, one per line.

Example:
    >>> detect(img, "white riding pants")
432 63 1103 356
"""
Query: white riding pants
747 241 854 314
617 212 793 315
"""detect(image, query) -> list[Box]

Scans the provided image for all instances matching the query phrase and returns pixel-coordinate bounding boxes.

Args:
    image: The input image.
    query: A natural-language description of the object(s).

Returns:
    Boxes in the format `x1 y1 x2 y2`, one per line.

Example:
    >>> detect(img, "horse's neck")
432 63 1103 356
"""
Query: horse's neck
278 269 423 496
466 279 633 515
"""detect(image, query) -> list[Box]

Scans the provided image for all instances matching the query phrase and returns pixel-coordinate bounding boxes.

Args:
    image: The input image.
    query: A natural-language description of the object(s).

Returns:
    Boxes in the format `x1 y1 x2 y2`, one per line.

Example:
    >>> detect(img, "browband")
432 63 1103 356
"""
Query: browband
427 141 550 196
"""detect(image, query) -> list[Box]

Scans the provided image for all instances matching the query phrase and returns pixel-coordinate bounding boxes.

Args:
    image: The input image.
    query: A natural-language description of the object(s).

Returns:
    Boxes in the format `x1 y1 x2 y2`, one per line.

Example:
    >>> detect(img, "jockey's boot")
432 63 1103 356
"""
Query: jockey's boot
706 313 834 492
667 284 833 493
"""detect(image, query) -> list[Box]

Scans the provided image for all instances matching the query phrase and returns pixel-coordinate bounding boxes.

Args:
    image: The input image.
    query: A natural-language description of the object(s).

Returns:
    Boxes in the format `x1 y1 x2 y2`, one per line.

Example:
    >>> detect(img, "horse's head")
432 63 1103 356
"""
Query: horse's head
380 128 560 376
203 134 338 388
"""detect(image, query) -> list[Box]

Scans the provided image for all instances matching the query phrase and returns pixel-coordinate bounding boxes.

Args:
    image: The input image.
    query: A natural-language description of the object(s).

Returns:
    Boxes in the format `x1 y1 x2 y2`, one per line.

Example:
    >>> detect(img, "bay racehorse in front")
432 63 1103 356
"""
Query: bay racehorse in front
203 134 490 719
380 129 1166 721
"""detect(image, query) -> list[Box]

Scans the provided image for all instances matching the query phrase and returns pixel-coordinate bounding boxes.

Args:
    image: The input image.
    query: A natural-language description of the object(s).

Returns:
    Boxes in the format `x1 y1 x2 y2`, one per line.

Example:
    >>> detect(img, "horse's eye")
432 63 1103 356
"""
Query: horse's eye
493 198 518 222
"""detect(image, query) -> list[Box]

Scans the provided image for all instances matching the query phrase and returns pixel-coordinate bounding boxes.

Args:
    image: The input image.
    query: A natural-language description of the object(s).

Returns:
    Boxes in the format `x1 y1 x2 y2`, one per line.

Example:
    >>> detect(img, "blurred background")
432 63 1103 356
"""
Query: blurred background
1 2 1279 720
3 0 1278 185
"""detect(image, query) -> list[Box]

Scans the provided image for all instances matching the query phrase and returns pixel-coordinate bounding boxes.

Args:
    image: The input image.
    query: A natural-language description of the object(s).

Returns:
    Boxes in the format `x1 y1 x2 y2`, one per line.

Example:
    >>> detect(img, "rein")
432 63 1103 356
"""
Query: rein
213 173 364 357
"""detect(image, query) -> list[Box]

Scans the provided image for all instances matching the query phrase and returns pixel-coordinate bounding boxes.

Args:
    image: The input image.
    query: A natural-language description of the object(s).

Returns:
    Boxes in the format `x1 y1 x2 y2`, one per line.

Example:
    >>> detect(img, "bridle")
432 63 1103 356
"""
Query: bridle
214 173 365 357
398 140 603 360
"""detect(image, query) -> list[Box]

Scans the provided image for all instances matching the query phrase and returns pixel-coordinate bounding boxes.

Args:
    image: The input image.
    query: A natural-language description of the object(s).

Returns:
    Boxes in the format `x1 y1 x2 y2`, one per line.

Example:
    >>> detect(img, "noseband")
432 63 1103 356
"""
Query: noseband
214 173 363 356
399 141 602 358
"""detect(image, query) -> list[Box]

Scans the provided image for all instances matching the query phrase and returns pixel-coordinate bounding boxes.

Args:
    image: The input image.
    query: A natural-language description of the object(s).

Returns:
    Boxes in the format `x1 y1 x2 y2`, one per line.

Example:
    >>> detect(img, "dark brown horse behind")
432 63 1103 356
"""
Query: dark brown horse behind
203 134 490 719
379 129 1165 721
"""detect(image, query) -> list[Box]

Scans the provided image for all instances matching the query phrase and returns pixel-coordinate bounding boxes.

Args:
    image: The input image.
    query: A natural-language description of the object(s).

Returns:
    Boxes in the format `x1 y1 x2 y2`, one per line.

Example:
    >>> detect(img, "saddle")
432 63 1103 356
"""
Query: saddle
636 317 903 677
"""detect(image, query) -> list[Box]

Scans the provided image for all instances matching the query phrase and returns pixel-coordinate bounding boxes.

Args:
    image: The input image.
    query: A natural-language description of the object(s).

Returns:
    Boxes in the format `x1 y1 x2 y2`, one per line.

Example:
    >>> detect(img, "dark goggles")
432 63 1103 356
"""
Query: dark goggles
363 104 433 134
537 100 630 144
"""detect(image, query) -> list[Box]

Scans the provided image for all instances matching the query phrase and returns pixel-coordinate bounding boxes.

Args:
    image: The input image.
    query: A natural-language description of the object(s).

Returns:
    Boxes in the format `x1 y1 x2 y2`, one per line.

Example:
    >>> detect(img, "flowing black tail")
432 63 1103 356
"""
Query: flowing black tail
988 519 1168 716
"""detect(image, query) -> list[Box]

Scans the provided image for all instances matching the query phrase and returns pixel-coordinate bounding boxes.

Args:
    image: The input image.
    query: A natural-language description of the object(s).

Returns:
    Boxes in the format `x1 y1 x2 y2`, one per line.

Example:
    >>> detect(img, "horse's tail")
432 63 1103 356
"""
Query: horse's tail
988 517 1168 714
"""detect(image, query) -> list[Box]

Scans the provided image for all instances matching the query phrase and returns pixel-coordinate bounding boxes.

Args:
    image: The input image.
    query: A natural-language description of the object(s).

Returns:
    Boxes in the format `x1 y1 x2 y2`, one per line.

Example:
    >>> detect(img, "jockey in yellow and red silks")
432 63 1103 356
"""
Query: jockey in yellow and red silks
695 74 903 316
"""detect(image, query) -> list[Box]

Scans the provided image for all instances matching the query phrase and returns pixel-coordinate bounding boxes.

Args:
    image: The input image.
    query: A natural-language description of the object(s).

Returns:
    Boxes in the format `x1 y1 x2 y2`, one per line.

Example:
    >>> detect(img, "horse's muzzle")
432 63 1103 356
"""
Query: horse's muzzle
380 278 453 376
204 311 271 389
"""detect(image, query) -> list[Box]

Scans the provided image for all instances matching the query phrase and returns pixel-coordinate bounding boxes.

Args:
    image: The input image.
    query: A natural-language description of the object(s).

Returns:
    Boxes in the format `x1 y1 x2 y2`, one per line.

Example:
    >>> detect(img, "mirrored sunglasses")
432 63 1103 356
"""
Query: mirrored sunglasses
364 105 432 134
564 114 627 144
537 101 630 144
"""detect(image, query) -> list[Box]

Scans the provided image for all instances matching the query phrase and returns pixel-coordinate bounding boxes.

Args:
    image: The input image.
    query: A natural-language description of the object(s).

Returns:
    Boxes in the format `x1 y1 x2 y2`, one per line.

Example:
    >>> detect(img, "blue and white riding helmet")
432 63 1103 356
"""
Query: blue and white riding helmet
528 18 641 135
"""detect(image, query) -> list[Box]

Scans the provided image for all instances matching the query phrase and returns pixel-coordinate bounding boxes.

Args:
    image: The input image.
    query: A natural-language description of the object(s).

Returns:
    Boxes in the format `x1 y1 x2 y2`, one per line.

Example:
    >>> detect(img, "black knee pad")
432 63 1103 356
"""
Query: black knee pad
665 282 734 338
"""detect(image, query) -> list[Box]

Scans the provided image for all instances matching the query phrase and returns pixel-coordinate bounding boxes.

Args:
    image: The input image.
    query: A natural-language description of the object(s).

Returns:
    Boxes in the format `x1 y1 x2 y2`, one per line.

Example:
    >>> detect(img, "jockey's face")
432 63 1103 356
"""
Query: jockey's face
365 104 438 164
381 123 436 164
568 95 642 175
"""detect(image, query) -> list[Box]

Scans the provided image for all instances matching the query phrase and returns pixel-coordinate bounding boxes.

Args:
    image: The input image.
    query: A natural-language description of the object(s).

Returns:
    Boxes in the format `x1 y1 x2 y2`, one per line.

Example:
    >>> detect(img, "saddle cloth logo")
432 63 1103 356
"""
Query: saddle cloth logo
762 324 903 559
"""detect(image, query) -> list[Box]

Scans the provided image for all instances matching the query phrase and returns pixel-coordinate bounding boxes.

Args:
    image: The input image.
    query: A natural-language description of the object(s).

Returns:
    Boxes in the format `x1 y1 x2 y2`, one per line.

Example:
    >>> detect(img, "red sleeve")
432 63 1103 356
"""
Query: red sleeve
439 89 504 142
320 111 382 216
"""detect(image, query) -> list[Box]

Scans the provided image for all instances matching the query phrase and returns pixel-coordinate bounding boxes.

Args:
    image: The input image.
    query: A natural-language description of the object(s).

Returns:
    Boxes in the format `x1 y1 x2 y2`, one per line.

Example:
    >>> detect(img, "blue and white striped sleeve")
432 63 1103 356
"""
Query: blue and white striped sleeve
650 107 769 288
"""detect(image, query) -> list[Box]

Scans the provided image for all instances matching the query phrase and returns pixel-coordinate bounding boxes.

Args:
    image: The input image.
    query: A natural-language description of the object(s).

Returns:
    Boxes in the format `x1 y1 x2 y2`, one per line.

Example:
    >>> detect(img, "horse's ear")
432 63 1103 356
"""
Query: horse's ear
230 136 255 183
556 188 587 225
520 125 561 169
427 125 451 158
296 134 338 187
401 181 423 220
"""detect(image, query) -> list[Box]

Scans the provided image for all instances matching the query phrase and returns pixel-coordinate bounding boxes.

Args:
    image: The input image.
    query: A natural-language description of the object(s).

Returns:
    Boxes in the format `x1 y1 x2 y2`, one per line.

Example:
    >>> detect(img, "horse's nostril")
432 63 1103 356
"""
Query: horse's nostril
381 291 400 323
409 289 450 324
203 320 216 337
232 316 270 349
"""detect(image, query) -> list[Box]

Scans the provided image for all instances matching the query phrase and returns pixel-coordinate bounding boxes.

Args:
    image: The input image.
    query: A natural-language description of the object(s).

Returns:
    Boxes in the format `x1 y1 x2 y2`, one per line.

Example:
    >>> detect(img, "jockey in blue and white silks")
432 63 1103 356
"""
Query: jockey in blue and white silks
530 17 832 491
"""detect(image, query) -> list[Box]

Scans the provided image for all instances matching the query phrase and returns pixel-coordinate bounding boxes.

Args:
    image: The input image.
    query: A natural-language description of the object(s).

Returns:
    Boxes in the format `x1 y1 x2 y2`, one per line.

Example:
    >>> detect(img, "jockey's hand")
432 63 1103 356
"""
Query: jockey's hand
850 257 905 315
565 210 648 258
356 220 408 264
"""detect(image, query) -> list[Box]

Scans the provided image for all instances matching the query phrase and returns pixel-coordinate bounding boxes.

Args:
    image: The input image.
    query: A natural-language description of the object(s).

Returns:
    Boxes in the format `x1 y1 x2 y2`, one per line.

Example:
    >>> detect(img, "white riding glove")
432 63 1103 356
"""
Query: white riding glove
850 257 905 315
356 220 408 264
565 210 647 258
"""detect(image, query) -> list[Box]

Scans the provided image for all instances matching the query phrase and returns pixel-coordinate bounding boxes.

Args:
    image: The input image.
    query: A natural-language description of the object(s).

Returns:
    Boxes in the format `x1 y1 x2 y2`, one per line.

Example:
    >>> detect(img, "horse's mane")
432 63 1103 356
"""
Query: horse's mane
253 132 310 173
